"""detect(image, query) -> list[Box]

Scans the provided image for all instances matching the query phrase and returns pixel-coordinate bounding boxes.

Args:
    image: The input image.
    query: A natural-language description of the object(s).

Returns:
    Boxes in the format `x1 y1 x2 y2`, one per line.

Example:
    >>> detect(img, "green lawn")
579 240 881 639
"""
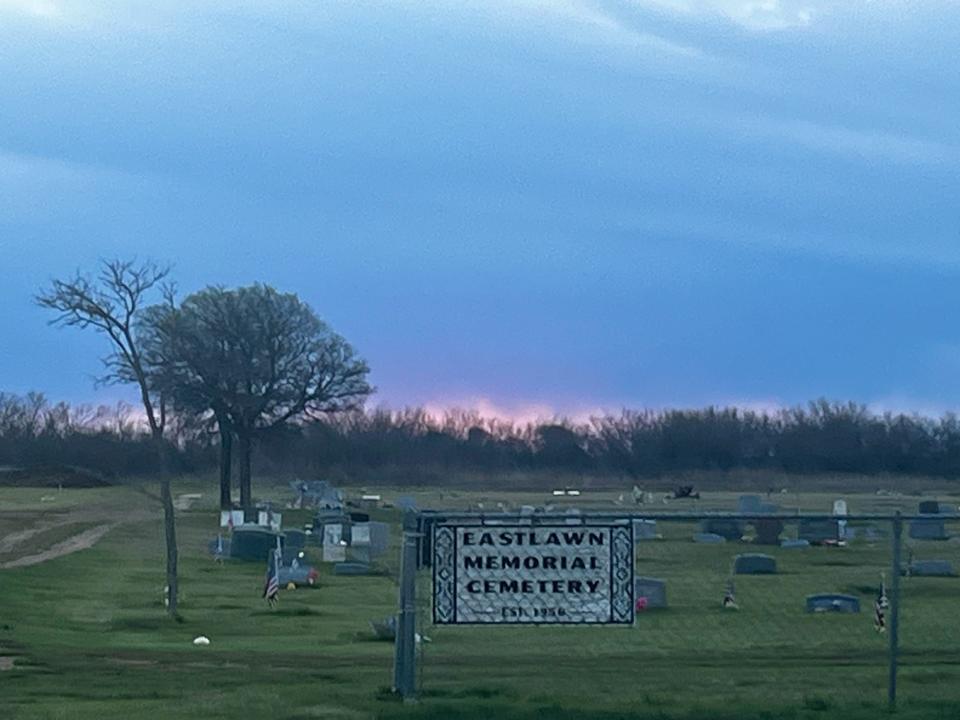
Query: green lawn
2 480 960 719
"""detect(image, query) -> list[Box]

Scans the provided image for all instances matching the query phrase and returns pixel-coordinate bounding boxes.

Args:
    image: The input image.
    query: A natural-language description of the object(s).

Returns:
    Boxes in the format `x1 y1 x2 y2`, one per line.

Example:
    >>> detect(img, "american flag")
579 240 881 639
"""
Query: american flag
263 538 281 607
874 574 888 632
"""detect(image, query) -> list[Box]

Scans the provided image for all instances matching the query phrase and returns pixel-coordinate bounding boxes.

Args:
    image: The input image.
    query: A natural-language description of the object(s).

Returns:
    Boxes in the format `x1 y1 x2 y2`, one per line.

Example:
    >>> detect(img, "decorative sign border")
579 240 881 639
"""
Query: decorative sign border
433 523 634 625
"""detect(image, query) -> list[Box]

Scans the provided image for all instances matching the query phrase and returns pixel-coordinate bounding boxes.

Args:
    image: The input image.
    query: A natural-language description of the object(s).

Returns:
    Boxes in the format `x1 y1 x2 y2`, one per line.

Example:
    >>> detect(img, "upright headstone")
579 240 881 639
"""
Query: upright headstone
905 560 955 577
738 495 763 513
322 523 346 562
833 499 848 541
909 518 948 540
220 510 244 528
632 519 658 540
918 500 941 514
798 518 840 544
701 519 743 541
734 553 777 574
634 577 667 608
753 518 784 545
230 526 283 561
368 521 390 558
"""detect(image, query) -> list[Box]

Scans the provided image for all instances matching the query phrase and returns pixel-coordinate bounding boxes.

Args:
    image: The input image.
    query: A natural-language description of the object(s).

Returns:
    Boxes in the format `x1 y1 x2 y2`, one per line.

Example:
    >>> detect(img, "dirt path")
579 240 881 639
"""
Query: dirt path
0 519 63 555
0 524 116 569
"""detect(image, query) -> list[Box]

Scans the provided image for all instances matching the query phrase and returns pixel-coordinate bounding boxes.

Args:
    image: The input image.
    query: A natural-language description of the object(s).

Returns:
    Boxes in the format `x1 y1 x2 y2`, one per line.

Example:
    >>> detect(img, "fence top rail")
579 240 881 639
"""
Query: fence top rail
415 510 949 522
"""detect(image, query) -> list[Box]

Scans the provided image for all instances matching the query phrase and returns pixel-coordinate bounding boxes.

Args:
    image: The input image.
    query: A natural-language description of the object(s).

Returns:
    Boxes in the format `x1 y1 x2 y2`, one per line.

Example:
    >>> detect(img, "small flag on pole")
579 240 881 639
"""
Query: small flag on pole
874 573 888 633
263 538 281 607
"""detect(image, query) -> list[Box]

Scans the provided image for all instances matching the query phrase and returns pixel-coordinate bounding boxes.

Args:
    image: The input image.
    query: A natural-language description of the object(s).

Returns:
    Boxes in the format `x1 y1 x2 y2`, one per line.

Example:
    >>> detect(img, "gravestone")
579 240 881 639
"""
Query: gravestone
752 518 784 545
905 560 955 576
798 518 839 544
734 553 777 574
278 564 319 587
701 519 743 541
220 510 245 528
257 509 282 531
693 533 726 544
230 527 282 561
322 523 346 562
368 521 390 557
919 500 940 514
352 523 372 546
738 495 763 513
633 519 658 541
334 561 372 576
634 577 667 608
780 538 810 549
909 518 948 540
806 594 860 613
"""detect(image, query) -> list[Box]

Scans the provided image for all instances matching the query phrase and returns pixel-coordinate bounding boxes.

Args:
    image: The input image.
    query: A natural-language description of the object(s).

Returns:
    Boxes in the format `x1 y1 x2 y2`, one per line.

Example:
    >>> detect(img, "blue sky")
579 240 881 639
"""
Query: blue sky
2 0 959 419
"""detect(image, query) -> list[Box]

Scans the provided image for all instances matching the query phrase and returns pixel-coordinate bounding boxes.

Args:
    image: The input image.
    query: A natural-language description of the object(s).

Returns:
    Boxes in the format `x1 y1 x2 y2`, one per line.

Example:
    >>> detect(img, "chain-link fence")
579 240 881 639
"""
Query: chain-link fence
390 508 960 714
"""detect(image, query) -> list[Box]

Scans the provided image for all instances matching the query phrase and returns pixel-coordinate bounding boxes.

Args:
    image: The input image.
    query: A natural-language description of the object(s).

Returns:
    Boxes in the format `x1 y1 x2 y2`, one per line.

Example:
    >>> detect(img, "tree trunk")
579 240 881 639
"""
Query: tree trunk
238 431 253 522
156 440 179 617
218 423 233 510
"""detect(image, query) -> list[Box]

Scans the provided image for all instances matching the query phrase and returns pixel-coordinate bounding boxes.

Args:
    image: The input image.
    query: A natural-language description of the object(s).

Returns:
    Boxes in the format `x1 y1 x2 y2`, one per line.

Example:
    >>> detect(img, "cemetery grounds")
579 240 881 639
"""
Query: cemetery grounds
2 477 960 719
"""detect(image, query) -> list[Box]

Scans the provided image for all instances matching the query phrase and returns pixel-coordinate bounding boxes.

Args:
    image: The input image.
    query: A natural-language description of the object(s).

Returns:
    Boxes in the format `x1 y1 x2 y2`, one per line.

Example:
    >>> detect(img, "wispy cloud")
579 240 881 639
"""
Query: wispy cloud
0 0 61 19
629 0 818 31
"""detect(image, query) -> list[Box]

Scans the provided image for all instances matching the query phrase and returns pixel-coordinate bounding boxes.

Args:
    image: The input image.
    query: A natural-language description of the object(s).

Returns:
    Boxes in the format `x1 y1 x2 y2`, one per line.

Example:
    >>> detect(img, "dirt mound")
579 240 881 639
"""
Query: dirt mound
0 465 112 489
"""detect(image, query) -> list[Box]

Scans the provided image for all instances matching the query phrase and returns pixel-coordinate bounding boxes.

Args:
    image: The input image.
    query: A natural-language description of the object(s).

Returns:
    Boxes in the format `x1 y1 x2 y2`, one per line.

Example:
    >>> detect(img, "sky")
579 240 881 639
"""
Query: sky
2 0 960 421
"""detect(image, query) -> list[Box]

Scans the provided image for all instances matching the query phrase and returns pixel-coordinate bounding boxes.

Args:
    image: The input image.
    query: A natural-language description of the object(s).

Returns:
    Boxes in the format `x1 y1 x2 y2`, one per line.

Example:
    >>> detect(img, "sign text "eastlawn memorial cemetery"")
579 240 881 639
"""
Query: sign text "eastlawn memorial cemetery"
432 523 634 624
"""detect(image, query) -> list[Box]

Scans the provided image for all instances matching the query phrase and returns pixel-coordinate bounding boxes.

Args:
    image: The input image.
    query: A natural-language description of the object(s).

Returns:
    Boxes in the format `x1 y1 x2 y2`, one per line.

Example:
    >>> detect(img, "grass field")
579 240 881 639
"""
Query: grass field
2 477 960 719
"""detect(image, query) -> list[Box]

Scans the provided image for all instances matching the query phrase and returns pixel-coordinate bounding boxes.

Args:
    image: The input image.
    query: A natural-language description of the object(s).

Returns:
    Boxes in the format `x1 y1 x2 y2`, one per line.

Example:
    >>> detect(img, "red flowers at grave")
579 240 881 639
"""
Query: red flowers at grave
635 597 648 612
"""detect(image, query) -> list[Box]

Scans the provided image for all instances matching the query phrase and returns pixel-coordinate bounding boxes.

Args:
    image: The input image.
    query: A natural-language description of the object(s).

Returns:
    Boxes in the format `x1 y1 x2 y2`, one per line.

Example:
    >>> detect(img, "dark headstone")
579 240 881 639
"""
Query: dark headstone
701 519 743 540
905 560 955 577
349 512 370 523
634 577 667 608
909 518 949 540
633 520 658 540
734 553 777 574
919 500 941 514
806 594 860 613
752 518 784 545
798 518 839 544
230 527 282 562
278 564 319 586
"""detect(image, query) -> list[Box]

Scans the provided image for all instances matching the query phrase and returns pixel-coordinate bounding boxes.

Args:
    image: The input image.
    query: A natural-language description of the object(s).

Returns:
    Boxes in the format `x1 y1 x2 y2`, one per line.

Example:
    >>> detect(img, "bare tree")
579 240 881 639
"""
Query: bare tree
148 284 373 517
36 259 181 617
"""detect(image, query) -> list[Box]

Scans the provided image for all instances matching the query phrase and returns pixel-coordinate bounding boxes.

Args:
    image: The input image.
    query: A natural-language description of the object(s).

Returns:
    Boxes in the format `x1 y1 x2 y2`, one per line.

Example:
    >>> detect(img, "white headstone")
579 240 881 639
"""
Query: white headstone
351 523 371 546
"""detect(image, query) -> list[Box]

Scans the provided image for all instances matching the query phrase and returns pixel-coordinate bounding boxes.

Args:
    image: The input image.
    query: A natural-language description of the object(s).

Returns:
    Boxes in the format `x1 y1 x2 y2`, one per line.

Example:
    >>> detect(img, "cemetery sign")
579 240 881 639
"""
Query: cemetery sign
433 523 634 624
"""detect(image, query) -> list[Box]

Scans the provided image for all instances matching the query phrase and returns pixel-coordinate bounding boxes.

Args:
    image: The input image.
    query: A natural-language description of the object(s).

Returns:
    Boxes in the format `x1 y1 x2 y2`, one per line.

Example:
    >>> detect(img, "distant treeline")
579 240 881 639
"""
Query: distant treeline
3 393 960 482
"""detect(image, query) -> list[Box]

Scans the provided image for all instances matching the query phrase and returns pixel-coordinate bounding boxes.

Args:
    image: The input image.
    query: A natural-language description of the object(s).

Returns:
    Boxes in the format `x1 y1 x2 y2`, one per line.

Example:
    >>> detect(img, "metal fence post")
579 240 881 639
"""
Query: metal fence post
888 511 902 710
393 510 419 699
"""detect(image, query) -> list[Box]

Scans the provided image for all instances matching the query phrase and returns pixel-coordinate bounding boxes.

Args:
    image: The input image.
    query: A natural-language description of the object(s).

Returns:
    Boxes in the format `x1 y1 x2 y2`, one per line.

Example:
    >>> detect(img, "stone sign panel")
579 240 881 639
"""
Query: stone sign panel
433 523 634 625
